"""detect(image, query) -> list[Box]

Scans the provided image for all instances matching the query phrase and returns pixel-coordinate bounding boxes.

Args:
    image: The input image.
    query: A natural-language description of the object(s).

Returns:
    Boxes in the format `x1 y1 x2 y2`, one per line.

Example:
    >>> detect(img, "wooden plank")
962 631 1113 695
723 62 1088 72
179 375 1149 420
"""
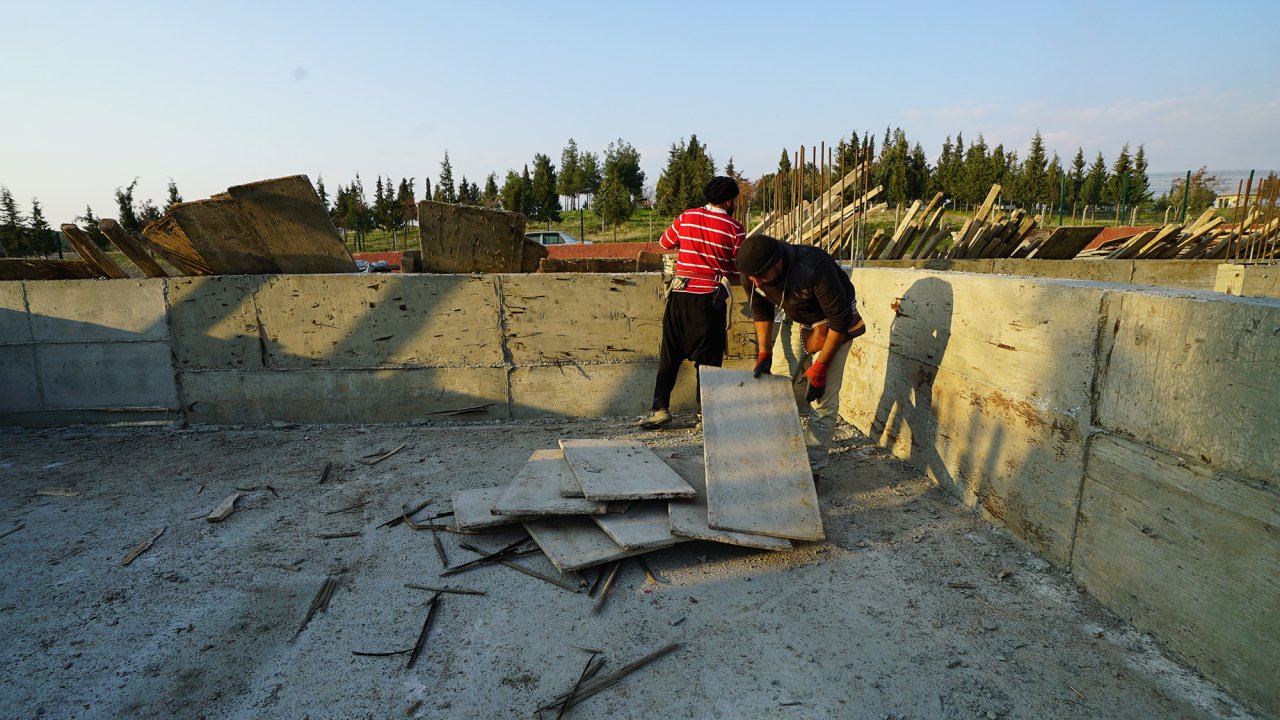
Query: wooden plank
98 219 167 277
452 487 531 530
0 259 102 280
1026 226 1103 260
700 367 823 541
60 224 129 279
169 196 281 275
140 215 213 275
663 453 792 550
494 449 608 516
558 439 695 501
225 175 355 273
524 516 652 573
591 501 685 550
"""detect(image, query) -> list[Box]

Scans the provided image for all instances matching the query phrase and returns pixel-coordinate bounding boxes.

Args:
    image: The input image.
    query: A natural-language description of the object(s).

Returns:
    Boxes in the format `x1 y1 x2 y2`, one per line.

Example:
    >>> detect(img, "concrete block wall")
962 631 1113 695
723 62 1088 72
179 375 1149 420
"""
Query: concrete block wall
2 274 754 426
842 267 1279 716
864 258 1223 291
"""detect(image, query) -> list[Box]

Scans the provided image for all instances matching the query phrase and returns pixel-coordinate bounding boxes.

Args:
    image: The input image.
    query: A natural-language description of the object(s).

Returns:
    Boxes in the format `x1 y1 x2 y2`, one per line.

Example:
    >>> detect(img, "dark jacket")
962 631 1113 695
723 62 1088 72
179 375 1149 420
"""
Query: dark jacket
744 242 863 334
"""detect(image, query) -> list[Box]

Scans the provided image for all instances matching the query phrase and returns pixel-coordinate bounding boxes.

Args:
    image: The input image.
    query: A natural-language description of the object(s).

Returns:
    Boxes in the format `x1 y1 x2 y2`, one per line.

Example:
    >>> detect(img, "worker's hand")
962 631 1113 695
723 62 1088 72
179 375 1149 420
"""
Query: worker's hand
753 352 773 378
804 361 828 402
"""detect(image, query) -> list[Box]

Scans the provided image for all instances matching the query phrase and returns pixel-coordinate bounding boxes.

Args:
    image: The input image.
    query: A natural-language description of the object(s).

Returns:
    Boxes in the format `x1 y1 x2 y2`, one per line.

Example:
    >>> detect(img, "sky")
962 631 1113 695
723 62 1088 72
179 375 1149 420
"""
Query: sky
2 0 1278 226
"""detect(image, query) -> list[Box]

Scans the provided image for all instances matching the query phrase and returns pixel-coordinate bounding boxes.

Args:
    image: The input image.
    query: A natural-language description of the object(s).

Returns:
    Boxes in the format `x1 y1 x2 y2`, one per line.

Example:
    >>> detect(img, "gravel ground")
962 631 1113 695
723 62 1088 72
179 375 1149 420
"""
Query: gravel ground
0 416 1257 719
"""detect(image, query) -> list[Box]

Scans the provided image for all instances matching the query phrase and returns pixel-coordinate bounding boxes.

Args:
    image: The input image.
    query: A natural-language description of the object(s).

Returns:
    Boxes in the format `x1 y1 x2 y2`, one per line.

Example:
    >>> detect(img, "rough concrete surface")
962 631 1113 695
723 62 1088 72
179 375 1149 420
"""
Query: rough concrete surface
0 418 1257 719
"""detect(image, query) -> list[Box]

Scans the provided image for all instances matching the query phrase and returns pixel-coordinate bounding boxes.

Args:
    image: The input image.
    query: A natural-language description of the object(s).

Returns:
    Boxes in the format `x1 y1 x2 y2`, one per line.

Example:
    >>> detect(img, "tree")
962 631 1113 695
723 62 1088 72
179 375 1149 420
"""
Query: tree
1164 167 1219 217
76 205 108 248
1067 148 1086 208
579 152 601 207
1046 153 1064 211
396 178 416 229
481 173 500 208
1081 152 1108 207
315 176 329 212
458 176 481 205
528 154 561 222
655 135 714 215
596 144 636 238
137 199 162 227
961 134 990 205
165 179 183 211
433 151 458 203
30 198 55 257
557 138 583 210
1130 144 1151 205
500 166 533 215
0 185 26 256
776 148 793 208
1106 143 1133 207
115 178 141 232
1019 131 1049 205
609 138 645 198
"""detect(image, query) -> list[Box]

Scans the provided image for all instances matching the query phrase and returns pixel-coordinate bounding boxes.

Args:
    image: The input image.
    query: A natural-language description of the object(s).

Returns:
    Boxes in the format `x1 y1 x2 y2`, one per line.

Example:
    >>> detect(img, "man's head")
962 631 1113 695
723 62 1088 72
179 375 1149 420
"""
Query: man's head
738 234 785 285
704 176 739 214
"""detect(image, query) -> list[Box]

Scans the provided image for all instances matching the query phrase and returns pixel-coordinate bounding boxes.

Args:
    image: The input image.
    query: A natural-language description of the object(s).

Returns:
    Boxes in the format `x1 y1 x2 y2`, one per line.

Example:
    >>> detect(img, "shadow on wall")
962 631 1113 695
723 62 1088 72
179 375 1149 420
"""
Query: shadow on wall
868 277 954 490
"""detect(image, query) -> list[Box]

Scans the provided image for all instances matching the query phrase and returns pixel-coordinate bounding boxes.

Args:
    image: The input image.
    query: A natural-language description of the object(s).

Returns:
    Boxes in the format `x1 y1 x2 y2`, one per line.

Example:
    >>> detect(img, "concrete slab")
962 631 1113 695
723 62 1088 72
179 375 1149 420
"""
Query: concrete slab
523 516 651 572
662 452 791 551
493 449 607 516
591 501 685 550
254 274 504 368
166 276 266 370
0 282 31 344
179 367 509 425
0 345 41 411
558 439 695 501
700 367 823 541
1073 433 1280 716
558 462 585 497
452 487 529 530
36 342 176 410
26 279 167 343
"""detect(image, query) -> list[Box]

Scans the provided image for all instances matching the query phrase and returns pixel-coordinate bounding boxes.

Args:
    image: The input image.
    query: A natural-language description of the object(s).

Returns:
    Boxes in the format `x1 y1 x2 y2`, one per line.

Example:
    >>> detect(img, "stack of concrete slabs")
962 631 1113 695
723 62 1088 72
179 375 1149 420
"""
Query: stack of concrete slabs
663 453 792 551
452 487 532 531
558 439 696 501
592 501 687 551
494 449 608 516
524 516 655 573
700 367 824 541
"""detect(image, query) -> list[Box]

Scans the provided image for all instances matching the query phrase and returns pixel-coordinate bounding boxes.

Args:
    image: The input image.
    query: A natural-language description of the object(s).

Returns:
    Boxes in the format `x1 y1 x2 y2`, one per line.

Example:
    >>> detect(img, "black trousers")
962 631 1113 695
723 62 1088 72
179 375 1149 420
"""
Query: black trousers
651 290 727 411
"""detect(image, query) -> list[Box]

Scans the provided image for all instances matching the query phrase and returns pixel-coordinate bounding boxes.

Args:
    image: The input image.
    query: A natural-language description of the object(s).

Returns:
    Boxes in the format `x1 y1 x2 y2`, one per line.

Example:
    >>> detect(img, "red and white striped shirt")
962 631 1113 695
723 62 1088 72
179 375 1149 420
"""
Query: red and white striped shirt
658 205 745 294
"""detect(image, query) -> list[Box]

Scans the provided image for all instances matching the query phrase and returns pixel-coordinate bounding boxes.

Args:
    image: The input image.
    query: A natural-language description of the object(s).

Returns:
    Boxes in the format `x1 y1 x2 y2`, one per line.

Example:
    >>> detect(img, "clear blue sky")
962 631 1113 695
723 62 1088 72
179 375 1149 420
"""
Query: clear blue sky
3 0 1277 225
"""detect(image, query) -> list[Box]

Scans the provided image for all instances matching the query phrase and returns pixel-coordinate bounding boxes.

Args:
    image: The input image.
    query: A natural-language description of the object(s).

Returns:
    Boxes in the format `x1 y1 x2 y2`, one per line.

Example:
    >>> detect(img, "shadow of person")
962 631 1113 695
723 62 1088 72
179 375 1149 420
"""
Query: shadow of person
868 276 954 489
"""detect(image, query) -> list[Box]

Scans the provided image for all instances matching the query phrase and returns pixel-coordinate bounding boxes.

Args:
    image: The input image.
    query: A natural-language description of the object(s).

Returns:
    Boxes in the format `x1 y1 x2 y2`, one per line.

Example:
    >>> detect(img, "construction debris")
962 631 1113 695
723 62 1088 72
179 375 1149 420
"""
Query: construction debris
406 593 442 670
205 492 242 522
121 527 166 566
536 643 682 716
293 575 340 641
359 444 407 466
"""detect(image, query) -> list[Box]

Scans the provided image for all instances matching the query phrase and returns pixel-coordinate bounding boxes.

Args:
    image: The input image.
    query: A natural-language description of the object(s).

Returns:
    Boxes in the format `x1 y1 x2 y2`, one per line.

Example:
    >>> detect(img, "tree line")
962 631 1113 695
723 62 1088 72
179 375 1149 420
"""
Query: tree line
0 178 182 257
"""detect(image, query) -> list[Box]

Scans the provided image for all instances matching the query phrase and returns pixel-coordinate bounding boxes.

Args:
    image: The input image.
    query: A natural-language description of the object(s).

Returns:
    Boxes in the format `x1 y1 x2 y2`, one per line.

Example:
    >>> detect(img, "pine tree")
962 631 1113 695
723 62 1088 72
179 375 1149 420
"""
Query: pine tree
579 152 601 208
907 142 929 201
30 198 54 257
962 134 990 205
1130 145 1151 205
422 177 431 204
137 199 162 227
396 178 416 228
165 179 183 211
1046 153 1064 210
481 173 499 208
1068 149 1086 207
655 141 686 216
529 153 562 221
609 138 645 198
0 185 26 256
315 176 329 212
500 169 530 215
1081 152 1108 207
777 148 793 209
1106 143 1133 207
557 139 582 210
597 145 635 239
1020 131 1049 206
77 205 108 248
115 178 141 232
434 152 458 203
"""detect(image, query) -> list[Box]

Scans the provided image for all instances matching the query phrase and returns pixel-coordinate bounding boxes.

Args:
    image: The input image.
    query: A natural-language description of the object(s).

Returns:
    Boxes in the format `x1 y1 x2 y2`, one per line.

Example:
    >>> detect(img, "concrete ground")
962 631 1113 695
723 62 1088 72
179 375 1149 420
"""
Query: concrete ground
0 416 1257 719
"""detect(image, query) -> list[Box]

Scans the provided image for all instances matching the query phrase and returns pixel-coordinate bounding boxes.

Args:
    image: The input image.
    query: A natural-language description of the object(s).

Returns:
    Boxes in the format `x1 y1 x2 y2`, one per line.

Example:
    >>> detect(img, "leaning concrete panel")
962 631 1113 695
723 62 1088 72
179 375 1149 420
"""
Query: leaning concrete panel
0 345 41 411
37 342 176 409
254 275 503 368
501 274 666 364
166 275 266 369
1096 290 1279 483
180 367 509 424
0 282 31 344
1073 433 1280 717
663 451 791 550
26 279 167 343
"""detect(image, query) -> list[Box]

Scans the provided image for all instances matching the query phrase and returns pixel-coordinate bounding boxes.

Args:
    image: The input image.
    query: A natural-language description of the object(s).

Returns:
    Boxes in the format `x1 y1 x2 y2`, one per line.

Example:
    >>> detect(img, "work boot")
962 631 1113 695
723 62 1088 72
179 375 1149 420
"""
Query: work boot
639 408 671 430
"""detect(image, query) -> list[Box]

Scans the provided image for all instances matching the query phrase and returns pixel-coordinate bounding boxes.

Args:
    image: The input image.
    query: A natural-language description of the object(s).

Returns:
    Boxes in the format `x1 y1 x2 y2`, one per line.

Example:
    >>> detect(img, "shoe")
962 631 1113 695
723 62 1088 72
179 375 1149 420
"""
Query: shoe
639 408 672 430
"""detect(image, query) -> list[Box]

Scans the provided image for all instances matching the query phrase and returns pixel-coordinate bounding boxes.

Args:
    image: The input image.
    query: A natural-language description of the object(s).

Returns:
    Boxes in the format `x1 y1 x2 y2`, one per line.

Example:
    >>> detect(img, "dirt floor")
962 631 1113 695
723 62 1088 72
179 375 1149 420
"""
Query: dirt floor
0 415 1258 719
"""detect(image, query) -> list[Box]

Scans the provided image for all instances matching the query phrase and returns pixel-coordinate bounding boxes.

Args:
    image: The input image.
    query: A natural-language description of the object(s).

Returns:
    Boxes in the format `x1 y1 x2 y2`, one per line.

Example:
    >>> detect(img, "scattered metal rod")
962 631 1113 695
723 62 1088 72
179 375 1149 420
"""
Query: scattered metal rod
442 538 532 577
292 575 339 641
352 648 412 657
404 584 486 596
406 593 442 670
946 582 976 590
424 403 494 416
554 652 606 720
317 531 362 540
402 516 460 533
121 527 166 566
537 643 682 714
431 529 448 568
637 557 661 585
0 524 26 540
593 561 622 613
379 498 432 529
361 444 407 466
235 485 279 497
318 461 333 485
324 499 371 516
587 565 607 598
457 545 579 592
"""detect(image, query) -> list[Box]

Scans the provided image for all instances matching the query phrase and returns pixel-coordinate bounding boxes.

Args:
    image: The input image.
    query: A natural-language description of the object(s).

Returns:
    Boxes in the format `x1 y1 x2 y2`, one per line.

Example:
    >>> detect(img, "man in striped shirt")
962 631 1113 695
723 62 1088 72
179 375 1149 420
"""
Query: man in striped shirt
639 176 746 430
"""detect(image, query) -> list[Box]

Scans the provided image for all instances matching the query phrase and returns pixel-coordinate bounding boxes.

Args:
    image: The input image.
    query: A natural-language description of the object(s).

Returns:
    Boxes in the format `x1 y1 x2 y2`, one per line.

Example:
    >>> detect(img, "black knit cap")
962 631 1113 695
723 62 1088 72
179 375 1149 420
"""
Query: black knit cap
704 176 740 204
738 234 785 278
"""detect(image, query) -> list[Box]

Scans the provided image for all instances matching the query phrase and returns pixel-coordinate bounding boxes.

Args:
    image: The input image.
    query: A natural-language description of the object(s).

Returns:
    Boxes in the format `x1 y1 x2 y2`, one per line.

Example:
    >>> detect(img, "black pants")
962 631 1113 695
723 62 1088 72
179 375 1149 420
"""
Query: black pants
651 290 727 411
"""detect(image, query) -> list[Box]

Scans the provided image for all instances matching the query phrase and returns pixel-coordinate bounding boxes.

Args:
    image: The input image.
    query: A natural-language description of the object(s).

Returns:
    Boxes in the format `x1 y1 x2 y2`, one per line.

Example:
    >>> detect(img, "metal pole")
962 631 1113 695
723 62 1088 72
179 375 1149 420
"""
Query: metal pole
1180 170 1191 224
1057 172 1066 226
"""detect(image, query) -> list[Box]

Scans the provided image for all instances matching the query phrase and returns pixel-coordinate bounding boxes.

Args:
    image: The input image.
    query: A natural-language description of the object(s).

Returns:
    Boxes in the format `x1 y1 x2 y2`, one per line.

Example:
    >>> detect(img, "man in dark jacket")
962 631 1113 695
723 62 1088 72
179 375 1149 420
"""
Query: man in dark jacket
737 234 865 475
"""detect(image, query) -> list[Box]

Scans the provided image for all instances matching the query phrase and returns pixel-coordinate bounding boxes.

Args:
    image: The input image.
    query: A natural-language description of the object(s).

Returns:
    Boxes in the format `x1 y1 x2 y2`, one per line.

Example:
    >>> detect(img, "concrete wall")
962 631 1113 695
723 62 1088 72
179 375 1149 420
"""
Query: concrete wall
1 274 753 426
864 258 1223 291
842 267 1279 716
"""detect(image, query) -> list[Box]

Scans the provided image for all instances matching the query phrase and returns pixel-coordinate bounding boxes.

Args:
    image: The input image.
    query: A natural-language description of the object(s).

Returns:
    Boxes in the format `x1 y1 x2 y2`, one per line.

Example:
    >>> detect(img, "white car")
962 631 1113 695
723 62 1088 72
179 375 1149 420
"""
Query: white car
526 231 591 246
